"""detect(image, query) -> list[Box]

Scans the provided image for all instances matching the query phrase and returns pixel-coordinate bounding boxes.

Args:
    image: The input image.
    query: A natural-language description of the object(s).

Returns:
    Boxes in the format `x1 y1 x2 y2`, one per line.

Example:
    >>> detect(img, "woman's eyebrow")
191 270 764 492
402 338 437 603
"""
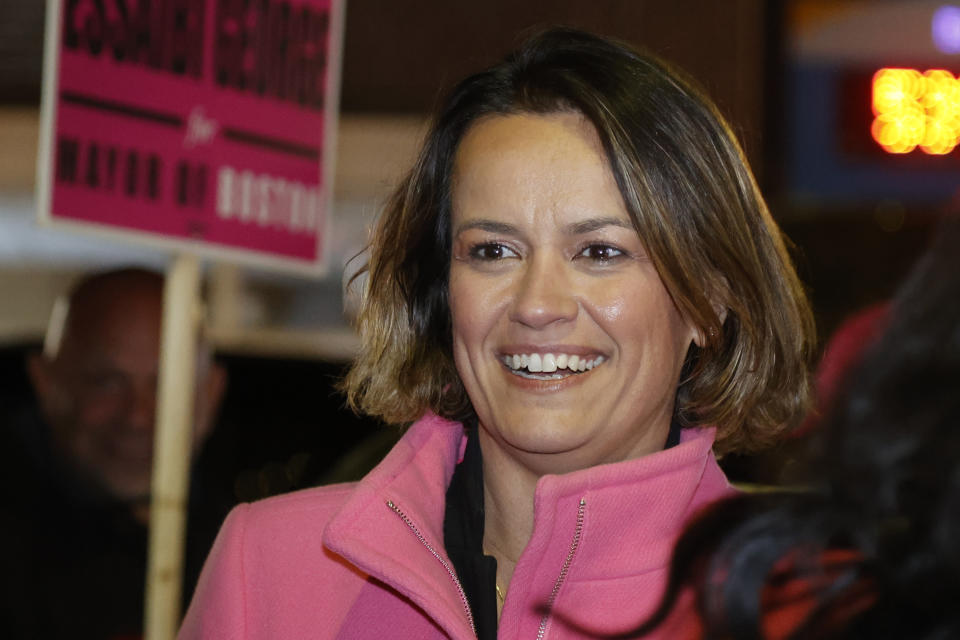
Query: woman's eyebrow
453 219 519 235
564 217 633 234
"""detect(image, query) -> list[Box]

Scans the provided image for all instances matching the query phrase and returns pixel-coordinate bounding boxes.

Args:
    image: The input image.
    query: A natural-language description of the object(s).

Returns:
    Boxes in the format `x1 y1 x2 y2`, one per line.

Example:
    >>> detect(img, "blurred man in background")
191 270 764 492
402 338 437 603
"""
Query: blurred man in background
0 267 228 639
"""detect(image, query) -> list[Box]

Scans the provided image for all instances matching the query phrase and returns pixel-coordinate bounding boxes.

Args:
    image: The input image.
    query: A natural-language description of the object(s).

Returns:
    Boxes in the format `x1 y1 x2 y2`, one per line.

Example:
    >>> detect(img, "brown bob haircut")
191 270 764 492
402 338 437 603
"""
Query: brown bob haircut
343 28 815 455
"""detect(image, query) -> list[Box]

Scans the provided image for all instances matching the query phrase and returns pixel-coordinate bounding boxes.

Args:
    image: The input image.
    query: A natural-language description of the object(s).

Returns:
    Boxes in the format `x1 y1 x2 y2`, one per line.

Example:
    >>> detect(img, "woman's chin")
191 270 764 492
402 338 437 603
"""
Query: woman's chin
479 417 598 466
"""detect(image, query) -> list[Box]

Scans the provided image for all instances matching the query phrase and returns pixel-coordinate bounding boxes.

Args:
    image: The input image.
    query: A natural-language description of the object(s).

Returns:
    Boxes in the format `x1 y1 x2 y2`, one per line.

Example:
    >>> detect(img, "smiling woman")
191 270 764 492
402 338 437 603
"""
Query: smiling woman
449 113 697 477
180 28 815 640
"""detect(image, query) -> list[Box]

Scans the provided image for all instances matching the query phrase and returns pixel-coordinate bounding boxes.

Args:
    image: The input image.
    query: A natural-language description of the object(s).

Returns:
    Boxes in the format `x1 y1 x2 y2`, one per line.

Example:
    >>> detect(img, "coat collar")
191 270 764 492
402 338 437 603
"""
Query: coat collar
323 414 731 638
323 413 473 639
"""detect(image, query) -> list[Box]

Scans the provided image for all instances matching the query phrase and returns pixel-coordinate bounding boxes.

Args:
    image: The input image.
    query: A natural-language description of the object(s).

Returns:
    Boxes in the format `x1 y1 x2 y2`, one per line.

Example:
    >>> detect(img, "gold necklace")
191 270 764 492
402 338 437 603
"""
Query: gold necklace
484 544 506 604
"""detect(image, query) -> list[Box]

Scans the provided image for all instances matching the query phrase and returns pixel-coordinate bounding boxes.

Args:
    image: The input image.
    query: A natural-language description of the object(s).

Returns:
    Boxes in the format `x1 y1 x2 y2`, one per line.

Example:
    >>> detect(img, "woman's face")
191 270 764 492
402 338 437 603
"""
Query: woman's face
449 111 698 474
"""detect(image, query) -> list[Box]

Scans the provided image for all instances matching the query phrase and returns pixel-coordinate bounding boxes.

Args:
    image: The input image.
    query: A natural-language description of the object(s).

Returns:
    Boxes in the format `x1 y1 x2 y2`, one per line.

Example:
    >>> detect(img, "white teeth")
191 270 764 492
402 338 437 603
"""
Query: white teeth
501 352 605 377
528 353 543 372
541 353 557 373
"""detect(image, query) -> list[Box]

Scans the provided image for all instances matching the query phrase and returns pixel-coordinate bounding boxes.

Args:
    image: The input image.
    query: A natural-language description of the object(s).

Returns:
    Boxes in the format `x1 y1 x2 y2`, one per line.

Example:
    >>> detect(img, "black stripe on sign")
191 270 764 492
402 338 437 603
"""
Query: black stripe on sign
60 91 183 126
60 91 321 161
222 128 320 160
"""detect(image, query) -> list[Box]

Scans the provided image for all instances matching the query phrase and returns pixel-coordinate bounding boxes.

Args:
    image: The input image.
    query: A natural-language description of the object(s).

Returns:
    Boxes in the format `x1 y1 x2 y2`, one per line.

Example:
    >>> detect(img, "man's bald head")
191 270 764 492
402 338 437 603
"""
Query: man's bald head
54 268 165 363
29 268 224 506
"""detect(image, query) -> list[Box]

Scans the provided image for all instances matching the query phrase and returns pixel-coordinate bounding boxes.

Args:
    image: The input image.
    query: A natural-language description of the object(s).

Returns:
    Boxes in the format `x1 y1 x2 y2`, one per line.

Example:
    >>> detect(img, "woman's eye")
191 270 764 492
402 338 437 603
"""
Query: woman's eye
578 244 625 263
469 243 517 260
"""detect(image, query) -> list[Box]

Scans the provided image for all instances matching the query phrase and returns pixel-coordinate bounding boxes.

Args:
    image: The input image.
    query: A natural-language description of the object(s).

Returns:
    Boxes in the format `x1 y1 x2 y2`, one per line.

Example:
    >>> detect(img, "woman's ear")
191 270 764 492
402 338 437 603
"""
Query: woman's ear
692 300 728 349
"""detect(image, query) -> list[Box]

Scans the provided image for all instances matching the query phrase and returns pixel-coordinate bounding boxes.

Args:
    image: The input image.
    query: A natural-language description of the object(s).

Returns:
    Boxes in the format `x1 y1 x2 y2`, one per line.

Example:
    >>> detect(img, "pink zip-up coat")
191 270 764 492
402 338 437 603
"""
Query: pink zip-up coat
180 414 733 639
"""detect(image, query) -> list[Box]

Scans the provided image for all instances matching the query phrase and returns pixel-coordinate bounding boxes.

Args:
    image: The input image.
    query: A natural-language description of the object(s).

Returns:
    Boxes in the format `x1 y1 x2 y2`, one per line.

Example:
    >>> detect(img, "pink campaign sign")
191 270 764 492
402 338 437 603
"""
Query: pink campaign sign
37 0 342 272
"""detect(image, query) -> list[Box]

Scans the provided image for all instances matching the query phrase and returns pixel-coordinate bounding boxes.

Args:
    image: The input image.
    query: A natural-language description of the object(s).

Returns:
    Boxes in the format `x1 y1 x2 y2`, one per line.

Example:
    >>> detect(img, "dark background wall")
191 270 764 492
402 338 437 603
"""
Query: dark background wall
339 1 769 166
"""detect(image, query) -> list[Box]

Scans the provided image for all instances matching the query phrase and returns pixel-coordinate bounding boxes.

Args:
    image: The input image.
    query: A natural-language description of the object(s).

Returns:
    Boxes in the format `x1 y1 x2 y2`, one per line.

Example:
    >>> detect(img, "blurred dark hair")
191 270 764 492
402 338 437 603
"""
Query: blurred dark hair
342 27 814 455
638 215 960 638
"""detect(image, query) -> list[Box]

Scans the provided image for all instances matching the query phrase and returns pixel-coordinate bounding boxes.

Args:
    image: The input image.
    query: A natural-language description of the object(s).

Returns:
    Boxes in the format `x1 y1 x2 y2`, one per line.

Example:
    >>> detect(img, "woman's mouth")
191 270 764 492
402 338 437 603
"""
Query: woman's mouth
500 352 606 380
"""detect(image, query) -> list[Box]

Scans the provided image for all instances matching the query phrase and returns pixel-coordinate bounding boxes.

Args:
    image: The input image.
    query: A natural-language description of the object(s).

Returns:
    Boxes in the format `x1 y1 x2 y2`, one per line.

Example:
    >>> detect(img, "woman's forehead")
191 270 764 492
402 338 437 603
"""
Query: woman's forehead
450 112 632 231
454 110 599 166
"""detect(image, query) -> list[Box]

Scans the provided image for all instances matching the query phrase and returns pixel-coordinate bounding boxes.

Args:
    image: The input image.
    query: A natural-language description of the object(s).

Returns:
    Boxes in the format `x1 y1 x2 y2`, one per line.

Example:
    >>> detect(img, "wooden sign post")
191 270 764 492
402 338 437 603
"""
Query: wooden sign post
145 254 201 640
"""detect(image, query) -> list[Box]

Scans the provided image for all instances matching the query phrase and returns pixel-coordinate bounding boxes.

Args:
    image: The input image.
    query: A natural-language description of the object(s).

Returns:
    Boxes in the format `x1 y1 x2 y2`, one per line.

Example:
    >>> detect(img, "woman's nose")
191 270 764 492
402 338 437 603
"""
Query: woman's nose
508 254 578 329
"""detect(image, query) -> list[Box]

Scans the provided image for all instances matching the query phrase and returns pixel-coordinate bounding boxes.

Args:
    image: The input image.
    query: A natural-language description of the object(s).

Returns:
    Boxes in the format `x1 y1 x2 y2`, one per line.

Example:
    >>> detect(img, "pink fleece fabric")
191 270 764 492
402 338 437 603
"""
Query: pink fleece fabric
179 413 733 639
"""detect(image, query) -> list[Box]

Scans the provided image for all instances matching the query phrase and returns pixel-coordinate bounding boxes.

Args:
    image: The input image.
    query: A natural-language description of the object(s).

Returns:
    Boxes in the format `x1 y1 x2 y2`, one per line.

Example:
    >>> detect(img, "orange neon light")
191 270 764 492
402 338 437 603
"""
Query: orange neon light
871 68 960 155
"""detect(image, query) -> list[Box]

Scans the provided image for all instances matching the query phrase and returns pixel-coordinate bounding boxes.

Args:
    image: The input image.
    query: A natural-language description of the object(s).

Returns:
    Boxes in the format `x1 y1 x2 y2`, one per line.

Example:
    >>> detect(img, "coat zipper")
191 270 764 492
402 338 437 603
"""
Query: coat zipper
535 497 587 640
387 499 477 637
